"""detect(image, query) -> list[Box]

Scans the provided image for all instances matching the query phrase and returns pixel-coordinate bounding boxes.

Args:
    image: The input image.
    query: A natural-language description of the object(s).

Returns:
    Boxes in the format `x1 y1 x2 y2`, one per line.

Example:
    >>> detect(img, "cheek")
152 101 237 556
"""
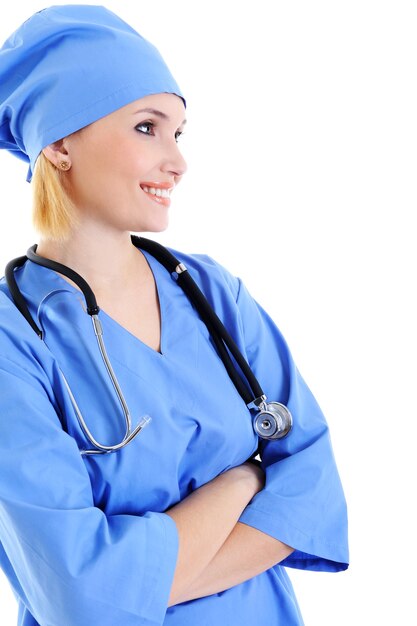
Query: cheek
103 142 146 183
69 131 149 199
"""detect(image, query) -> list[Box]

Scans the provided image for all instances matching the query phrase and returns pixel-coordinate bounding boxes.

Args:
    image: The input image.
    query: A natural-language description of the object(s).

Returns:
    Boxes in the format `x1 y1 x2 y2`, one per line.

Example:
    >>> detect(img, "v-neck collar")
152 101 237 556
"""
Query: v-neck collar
16 246 168 358
92 249 166 357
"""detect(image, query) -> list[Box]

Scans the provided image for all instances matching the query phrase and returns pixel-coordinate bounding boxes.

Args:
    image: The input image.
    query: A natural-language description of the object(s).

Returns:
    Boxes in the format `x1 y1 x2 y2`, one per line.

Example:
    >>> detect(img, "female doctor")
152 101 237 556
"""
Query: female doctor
0 5 348 626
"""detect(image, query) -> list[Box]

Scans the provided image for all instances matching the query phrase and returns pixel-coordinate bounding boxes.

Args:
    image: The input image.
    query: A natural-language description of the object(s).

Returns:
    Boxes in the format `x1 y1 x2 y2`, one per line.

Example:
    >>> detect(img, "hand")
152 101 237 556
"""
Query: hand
226 460 265 498
165 457 266 606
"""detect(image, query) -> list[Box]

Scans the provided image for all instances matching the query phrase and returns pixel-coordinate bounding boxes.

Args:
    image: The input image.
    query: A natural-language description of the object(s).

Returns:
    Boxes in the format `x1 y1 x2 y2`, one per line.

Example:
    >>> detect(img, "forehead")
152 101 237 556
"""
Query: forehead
68 93 186 142
110 93 186 123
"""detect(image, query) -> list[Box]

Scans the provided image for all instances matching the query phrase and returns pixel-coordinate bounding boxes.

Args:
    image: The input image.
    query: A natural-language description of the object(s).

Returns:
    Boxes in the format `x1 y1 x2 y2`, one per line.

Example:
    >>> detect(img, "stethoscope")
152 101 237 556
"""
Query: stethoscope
5 235 293 455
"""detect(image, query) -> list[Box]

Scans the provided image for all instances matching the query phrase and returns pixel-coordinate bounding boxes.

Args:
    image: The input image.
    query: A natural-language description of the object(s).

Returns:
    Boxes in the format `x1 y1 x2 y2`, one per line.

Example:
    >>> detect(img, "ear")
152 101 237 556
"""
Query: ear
42 139 71 169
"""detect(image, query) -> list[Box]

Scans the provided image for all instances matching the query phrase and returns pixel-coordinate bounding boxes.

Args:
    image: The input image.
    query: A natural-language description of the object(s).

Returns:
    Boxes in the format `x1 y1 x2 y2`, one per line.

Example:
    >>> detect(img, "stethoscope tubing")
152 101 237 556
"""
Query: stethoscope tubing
133 236 264 405
20 234 264 406
5 235 293 452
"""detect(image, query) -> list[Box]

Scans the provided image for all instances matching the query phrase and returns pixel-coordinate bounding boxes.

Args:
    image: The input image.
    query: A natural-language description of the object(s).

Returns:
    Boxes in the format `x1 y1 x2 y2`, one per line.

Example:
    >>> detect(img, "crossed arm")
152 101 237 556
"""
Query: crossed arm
165 462 294 606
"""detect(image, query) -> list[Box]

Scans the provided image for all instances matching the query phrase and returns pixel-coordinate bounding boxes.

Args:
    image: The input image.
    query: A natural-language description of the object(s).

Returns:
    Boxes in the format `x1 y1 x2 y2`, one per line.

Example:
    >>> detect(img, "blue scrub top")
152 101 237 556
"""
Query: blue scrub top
0 245 348 625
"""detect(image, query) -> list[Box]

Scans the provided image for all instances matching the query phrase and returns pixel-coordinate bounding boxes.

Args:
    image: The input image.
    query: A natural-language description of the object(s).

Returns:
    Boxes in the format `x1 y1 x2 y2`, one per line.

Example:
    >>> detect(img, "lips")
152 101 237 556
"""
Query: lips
140 184 171 207
140 181 174 190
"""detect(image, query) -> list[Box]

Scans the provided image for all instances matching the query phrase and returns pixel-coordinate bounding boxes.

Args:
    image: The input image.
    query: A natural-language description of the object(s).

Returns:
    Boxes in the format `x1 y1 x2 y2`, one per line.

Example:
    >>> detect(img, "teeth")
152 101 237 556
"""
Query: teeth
142 185 171 198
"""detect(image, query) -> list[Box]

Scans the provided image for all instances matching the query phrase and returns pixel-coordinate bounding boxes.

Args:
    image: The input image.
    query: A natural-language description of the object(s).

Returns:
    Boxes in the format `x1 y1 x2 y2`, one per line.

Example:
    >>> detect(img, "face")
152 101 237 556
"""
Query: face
46 92 187 234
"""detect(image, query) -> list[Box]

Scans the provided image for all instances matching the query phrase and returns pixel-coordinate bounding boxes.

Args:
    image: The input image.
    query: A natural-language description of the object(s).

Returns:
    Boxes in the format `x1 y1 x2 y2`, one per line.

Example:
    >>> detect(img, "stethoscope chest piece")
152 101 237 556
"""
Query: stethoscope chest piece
253 401 293 440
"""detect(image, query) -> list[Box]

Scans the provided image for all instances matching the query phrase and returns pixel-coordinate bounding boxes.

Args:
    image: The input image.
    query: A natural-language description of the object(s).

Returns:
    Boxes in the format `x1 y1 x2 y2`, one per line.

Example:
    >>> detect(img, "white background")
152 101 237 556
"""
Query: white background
1 1 416 624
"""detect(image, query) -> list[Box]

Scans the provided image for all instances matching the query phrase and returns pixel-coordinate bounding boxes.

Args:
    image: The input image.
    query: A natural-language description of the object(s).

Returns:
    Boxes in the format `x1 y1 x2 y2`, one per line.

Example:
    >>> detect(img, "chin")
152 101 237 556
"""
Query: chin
132 219 169 235
149 215 170 233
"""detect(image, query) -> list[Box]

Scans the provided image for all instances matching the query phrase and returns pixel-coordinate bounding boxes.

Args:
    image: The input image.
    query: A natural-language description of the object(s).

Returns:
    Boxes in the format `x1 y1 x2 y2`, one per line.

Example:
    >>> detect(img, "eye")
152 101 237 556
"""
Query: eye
135 121 154 136
175 130 185 143
135 121 185 143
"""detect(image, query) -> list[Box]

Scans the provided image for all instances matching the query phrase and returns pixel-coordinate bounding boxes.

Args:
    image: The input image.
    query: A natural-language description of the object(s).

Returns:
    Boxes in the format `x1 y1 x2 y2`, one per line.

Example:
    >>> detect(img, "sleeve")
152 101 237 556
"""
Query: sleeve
233 279 349 573
0 354 179 626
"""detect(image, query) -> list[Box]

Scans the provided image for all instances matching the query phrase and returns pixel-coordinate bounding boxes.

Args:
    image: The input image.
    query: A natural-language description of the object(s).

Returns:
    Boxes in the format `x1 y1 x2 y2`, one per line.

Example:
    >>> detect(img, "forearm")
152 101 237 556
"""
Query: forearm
165 465 263 607
174 521 294 605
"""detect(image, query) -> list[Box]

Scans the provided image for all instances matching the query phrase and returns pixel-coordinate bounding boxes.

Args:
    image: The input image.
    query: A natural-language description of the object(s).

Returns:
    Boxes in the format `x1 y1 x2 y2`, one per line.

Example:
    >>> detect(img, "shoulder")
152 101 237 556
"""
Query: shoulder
0 278 65 408
159 245 251 342
164 245 242 303
0 276 29 342
0 276 49 367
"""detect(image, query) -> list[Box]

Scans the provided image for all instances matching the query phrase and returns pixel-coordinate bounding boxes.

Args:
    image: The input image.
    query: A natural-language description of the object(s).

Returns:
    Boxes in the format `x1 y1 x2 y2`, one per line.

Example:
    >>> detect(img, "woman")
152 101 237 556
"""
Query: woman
0 5 348 626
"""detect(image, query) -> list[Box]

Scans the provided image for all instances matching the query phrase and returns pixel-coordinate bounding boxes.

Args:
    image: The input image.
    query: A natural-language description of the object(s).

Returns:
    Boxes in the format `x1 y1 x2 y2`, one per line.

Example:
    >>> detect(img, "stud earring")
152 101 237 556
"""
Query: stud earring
59 161 71 171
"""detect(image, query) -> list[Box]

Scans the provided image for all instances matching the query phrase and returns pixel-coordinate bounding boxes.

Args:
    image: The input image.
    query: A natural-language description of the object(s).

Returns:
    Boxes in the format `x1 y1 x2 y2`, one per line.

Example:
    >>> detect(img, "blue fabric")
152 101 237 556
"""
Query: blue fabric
0 5 186 182
0 245 349 625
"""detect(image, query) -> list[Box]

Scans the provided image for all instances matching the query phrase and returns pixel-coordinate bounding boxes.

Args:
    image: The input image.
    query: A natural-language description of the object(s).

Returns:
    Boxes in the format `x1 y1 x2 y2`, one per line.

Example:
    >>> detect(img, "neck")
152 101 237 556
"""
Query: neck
36 226 146 296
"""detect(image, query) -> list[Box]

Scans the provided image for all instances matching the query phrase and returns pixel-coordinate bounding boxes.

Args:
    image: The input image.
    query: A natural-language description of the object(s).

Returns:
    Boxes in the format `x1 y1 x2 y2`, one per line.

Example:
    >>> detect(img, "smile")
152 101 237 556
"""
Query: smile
141 185 172 198
140 185 171 207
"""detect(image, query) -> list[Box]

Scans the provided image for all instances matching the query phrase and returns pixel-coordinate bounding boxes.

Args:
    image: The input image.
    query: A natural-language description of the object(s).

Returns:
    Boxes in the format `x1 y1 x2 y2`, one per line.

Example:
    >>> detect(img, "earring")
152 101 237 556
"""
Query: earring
59 160 71 171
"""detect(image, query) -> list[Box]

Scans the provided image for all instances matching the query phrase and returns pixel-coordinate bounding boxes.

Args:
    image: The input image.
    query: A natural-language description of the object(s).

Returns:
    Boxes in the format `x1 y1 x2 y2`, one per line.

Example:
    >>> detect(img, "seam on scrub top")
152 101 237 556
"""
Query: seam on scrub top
140 249 167 356
102 350 198 415
27 303 153 385
206 254 241 302
0 356 52 394
234 278 248 345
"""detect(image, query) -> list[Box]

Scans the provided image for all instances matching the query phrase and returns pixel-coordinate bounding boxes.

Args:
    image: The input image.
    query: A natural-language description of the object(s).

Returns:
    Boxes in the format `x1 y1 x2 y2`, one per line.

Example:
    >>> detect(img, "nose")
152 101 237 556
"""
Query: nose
161 139 188 181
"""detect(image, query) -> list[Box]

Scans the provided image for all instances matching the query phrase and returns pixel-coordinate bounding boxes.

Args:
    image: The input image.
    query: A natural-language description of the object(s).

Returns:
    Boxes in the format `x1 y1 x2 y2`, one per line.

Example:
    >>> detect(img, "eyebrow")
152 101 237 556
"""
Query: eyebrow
133 107 187 126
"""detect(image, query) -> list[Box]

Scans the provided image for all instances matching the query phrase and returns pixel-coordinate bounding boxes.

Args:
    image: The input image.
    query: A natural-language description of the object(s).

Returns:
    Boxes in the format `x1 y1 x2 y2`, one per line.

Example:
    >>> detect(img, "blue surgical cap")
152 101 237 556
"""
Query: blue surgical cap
0 5 186 182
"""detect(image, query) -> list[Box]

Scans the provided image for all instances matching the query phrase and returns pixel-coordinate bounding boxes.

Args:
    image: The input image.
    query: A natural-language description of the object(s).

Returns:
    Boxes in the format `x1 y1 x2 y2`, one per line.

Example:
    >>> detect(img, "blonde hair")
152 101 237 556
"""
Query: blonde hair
31 152 80 241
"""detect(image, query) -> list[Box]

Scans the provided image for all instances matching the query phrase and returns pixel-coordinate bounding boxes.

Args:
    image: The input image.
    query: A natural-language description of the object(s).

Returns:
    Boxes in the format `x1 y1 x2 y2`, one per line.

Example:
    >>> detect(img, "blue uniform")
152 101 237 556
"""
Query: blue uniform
0 246 348 625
